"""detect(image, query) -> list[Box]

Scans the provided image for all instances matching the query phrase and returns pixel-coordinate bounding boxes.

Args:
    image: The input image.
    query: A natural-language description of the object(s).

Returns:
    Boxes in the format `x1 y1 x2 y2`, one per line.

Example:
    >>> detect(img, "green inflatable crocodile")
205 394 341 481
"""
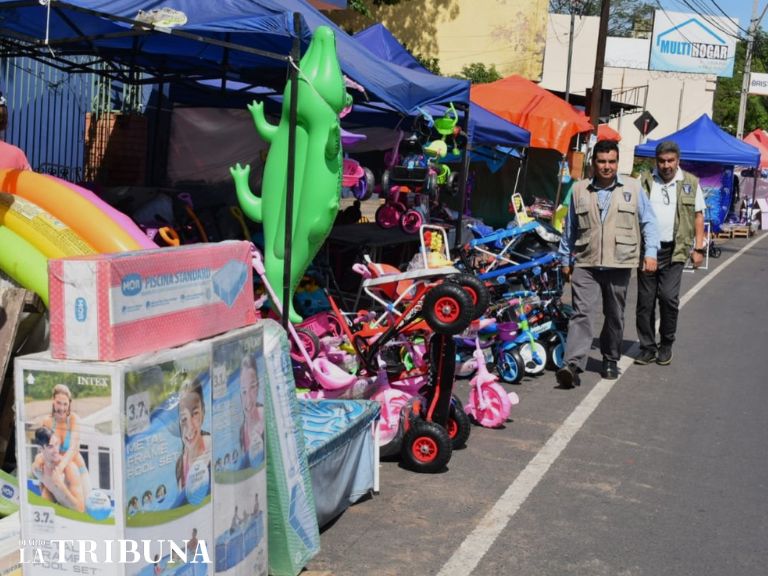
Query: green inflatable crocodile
231 26 349 323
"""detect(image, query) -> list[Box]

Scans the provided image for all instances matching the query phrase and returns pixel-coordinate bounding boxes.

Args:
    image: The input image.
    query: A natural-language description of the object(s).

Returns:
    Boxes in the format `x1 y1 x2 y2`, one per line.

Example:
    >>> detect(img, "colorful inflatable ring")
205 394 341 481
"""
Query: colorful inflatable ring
158 226 180 246
0 192 96 258
0 224 49 305
50 175 157 250
0 169 141 253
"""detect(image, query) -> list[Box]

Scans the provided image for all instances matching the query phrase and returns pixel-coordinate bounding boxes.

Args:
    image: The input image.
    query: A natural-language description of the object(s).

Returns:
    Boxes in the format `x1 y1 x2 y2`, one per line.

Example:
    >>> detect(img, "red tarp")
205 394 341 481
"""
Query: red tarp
743 129 768 168
471 75 593 155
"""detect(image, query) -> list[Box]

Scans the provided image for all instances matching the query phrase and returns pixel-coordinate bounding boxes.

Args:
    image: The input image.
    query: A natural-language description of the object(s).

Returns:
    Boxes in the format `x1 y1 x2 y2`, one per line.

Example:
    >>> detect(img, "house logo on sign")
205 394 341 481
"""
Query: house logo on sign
656 18 729 61
650 11 738 77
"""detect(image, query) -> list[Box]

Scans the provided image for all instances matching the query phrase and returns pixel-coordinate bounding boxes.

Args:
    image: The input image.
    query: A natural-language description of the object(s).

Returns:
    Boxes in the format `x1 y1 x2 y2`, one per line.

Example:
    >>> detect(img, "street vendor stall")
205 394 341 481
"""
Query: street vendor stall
634 114 761 233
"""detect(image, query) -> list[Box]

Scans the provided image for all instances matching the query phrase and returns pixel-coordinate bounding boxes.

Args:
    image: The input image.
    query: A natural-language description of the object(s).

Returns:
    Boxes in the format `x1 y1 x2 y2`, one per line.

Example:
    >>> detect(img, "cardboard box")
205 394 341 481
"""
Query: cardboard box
211 325 267 576
49 241 257 361
15 326 271 576
0 512 22 576
261 321 320 576
15 342 214 575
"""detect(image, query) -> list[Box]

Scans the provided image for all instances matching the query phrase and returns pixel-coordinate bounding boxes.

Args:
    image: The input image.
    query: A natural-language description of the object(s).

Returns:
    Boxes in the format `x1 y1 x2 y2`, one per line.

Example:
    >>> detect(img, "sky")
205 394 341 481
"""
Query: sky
657 0 768 36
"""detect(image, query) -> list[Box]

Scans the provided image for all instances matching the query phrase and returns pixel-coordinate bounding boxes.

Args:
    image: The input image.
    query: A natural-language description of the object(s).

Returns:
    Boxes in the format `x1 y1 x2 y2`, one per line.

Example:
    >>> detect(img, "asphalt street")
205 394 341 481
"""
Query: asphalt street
304 232 768 576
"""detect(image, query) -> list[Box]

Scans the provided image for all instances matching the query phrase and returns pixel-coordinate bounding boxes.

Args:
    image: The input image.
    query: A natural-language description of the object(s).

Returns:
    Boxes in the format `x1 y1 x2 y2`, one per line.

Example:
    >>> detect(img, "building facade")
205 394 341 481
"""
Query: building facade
332 0 549 80
540 14 718 173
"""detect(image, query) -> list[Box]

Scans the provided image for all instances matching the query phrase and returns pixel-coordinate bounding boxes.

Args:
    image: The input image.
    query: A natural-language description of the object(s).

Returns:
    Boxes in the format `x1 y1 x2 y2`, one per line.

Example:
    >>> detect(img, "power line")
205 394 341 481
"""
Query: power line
669 0 744 40
707 0 751 35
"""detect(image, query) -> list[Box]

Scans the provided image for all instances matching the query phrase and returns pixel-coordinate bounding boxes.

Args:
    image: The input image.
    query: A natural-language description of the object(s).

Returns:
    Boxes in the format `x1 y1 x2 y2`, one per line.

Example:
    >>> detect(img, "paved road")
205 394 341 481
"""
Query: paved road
305 232 768 576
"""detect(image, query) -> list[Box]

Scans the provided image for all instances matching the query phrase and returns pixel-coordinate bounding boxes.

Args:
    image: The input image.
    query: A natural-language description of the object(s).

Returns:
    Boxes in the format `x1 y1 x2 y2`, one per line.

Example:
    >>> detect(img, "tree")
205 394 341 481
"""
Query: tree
348 0 410 18
454 62 502 84
412 54 441 75
713 31 768 135
548 0 655 38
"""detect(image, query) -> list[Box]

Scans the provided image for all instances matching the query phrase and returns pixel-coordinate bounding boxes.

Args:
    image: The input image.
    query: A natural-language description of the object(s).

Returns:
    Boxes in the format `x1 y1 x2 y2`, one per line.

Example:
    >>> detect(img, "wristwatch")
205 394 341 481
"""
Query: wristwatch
693 247 706 255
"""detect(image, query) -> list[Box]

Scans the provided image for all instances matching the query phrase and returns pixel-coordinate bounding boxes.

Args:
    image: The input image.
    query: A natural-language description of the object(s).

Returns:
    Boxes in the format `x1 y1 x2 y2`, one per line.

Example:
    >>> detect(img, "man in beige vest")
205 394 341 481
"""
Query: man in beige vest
635 140 706 366
555 140 659 388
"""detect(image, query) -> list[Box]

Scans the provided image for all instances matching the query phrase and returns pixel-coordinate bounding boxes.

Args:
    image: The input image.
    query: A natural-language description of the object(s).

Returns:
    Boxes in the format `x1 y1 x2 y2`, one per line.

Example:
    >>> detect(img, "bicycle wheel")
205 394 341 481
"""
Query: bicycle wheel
545 331 567 370
375 203 402 229
519 341 547 375
467 382 511 428
495 347 524 384
401 420 452 473
445 401 471 449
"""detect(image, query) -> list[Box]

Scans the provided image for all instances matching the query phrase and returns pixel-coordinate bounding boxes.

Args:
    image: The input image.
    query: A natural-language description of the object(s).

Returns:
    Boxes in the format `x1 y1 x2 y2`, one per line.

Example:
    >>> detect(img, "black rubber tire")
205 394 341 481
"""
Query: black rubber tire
423 283 474 335
544 331 566 370
380 170 390 197
290 328 320 363
446 402 471 449
401 420 453 473
447 274 491 320
359 167 375 201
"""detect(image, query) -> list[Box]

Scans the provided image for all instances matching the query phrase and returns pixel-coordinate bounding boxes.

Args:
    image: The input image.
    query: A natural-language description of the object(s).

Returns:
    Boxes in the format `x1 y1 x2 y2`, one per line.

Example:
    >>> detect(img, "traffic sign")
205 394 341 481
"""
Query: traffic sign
634 111 658 136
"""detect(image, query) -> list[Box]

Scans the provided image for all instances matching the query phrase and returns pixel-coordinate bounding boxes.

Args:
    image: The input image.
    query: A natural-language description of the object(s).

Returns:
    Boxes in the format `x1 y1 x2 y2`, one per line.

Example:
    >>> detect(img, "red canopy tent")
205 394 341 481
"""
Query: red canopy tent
743 129 768 168
471 75 593 155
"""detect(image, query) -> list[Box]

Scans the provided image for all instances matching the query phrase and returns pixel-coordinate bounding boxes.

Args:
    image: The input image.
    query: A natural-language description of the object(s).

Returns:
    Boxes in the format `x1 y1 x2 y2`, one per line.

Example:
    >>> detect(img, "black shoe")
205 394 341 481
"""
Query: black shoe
634 348 657 365
556 364 581 388
656 344 673 365
601 359 619 379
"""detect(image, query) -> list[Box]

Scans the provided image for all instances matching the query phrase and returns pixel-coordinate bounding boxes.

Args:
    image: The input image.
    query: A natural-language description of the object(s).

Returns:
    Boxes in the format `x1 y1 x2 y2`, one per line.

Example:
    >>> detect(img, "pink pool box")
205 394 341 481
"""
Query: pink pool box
49 241 257 361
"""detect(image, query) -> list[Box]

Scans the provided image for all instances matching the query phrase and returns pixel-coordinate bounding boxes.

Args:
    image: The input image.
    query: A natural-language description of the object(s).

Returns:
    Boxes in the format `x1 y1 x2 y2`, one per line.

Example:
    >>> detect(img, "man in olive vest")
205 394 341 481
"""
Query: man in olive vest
634 140 706 366
556 139 659 388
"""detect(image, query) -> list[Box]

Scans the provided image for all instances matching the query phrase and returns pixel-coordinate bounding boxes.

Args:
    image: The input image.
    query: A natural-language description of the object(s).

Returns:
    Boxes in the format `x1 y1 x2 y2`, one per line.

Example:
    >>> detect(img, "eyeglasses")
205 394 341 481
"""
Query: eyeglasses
661 185 671 205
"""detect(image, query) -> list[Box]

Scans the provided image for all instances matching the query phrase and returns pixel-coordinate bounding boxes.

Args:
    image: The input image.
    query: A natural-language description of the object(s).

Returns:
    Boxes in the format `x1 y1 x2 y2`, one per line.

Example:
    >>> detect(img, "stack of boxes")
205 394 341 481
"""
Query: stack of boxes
13 241 319 576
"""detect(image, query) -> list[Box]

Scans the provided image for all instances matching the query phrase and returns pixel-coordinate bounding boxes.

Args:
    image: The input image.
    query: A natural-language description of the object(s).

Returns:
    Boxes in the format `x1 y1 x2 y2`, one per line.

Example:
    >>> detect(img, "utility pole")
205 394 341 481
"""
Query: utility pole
564 0 587 103
736 0 761 139
565 8 577 102
589 0 611 131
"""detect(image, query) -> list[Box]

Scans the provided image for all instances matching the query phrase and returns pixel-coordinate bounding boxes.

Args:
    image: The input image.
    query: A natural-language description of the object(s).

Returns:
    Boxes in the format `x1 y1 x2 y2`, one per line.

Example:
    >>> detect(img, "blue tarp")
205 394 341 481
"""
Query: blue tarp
353 23 530 148
0 0 468 115
634 114 760 167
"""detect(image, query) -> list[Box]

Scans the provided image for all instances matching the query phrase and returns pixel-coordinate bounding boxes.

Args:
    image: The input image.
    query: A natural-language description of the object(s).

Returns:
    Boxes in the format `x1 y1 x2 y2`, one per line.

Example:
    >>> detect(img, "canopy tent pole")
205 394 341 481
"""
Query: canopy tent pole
453 103 471 249
750 164 759 224
282 12 301 332
551 153 565 221
519 148 530 206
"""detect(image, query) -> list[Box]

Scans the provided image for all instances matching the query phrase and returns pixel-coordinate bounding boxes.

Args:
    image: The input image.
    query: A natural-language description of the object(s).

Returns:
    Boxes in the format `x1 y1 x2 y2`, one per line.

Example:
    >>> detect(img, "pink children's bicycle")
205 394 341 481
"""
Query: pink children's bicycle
463 337 518 428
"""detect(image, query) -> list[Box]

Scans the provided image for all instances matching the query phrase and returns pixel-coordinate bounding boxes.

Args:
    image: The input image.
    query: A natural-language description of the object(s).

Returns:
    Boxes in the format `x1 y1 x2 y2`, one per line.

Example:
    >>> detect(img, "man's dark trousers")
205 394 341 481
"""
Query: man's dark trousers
636 243 683 351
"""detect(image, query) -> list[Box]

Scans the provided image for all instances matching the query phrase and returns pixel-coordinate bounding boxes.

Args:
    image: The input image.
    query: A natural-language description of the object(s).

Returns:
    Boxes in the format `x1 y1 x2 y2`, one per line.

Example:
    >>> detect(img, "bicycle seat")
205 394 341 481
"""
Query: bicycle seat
365 261 415 301
342 158 365 187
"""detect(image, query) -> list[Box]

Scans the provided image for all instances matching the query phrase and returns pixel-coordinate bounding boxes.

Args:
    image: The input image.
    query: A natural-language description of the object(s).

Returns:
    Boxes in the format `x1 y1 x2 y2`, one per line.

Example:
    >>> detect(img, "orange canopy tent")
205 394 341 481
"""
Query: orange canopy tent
743 129 768 168
597 123 621 142
471 75 594 155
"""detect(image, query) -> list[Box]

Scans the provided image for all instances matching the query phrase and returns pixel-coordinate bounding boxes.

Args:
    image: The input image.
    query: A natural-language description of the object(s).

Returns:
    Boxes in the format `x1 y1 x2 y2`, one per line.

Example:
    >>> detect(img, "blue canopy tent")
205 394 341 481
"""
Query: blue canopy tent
0 0 469 115
635 114 761 229
634 114 760 166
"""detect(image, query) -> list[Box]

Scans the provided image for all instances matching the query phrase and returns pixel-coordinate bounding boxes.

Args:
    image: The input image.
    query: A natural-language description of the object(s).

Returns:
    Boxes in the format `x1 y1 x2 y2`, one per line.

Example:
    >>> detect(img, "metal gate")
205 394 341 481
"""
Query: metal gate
0 55 96 182
1 56 147 184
